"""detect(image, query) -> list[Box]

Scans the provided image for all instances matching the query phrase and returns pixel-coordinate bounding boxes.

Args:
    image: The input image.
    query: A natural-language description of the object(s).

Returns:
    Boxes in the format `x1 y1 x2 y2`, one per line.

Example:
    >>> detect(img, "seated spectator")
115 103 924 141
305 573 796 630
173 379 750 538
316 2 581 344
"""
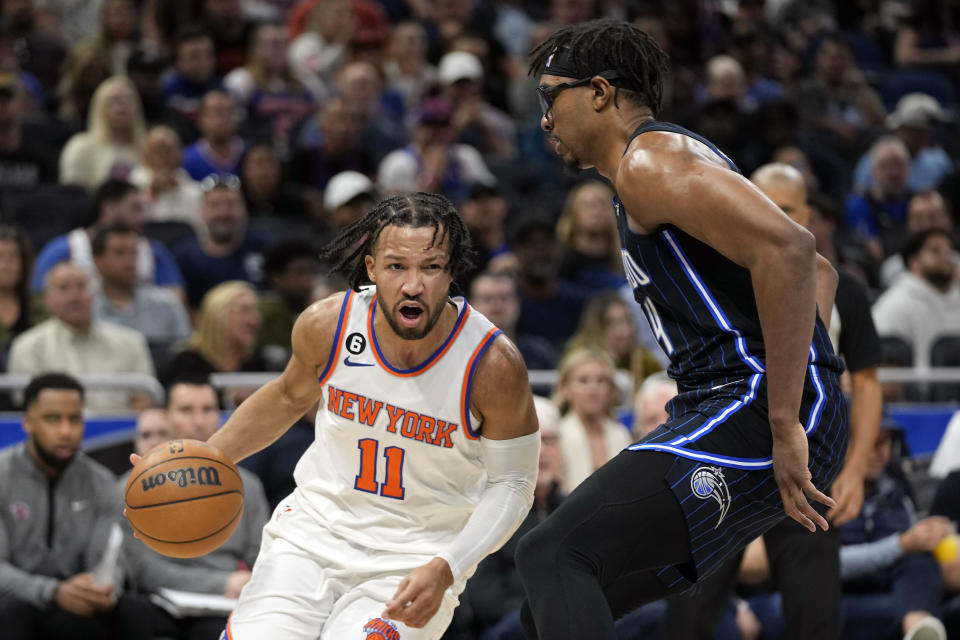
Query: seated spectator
240 142 310 220
201 0 255 76
0 226 39 358
556 180 627 291
839 420 950 640
0 74 58 195
456 181 517 291
182 89 247 181
438 51 517 162
632 371 677 440
92 224 191 345
872 229 960 368
162 281 265 406
257 237 320 370
126 376 269 640
161 25 224 124
0 374 153 640
173 174 266 309
132 407 173 457
468 271 559 371
240 404 316 509
382 21 437 115
552 348 632 494
64 0 139 79
9 262 155 412
315 170 377 246
32 179 186 301
512 216 588 351
844 136 914 263
289 96 375 191
223 22 314 154
881 190 959 288
929 469 960 638
565 291 662 394
286 0 354 99
334 60 405 164
459 395 564 638
854 93 954 194
377 96 495 204
59 76 146 190
129 125 204 235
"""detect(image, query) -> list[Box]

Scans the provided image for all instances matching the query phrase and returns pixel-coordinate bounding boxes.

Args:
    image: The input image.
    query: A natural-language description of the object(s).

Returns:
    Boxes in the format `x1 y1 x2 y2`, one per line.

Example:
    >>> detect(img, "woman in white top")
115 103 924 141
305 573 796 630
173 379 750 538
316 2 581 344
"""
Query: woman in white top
553 347 634 494
59 75 146 190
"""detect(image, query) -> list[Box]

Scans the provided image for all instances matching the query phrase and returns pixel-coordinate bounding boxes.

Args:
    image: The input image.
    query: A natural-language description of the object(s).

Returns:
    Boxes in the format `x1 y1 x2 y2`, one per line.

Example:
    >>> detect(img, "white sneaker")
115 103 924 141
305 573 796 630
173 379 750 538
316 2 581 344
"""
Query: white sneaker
904 615 947 640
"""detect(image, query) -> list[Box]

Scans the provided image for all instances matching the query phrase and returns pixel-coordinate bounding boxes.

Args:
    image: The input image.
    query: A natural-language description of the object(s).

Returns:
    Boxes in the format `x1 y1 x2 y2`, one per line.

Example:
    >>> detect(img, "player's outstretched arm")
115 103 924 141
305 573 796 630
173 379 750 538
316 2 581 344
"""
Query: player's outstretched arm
205 293 344 463
382 336 539 628
616 137 834 531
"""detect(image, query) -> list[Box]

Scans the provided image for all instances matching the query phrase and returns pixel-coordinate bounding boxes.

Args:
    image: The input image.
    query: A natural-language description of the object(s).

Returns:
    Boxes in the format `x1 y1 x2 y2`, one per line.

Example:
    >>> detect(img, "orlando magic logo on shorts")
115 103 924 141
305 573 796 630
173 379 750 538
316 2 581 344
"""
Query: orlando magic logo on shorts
690 466 731 528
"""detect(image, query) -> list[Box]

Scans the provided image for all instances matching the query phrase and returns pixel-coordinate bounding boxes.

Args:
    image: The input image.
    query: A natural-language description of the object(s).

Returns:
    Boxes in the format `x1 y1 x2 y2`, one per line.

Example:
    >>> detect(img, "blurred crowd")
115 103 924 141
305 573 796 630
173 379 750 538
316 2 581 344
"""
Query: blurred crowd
0 0 959 638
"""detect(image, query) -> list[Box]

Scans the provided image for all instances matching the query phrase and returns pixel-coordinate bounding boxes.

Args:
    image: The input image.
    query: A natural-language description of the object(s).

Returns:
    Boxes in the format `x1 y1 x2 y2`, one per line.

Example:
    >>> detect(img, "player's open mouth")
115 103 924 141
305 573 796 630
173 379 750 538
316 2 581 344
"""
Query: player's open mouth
398 304 424 325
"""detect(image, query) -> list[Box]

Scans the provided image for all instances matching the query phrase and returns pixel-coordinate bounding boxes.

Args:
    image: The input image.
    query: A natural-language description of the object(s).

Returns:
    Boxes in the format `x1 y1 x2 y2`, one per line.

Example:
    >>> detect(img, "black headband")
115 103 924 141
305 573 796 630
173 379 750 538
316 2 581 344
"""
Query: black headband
540 46 580 78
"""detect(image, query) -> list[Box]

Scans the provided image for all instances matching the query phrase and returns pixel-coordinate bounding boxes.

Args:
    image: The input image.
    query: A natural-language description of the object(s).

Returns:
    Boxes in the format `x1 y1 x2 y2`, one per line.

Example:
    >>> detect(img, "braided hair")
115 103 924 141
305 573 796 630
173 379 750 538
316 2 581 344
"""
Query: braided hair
319 192 476 291
528 18 670 117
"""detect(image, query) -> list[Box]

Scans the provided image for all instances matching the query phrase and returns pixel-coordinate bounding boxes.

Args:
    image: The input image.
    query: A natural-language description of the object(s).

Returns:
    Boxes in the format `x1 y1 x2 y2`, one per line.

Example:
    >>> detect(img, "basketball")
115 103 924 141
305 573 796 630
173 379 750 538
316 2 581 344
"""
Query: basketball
125 439 244 558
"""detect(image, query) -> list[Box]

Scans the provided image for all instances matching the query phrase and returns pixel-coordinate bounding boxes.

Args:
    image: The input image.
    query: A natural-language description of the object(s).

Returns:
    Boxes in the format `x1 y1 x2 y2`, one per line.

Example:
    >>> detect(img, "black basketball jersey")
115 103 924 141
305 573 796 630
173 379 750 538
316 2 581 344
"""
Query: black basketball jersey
615 121 844 391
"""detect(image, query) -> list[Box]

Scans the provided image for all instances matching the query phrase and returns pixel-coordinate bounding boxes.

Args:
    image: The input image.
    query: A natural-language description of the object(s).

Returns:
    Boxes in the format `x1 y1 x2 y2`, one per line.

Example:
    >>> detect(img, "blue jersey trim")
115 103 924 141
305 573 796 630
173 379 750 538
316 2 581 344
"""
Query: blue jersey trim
370 297 468 375
660 229 765 374
804 346 826 436
316 290 353 383
462 329 503 438
627 442 774 469
666 373 764 447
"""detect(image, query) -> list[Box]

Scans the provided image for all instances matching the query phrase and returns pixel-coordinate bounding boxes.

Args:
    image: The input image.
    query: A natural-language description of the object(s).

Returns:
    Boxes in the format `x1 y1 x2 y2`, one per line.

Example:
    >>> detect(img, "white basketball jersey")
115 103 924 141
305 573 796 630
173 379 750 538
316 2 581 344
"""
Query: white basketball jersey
292 287 502 556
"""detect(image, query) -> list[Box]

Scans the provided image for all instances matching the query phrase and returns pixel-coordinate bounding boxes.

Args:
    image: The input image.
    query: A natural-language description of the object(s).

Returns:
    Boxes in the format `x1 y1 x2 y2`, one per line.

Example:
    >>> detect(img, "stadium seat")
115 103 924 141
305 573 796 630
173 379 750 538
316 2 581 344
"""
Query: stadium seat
930 334 960 401
1 184 91 251
143 220 197 250
876 68 957 110
879 335 914 367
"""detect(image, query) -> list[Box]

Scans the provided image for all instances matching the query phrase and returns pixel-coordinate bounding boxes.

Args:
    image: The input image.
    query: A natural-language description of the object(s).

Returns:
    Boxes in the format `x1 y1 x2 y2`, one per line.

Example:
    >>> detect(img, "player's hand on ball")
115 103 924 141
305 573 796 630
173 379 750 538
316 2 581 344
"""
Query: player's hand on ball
772 422 835 532
382 557 454 628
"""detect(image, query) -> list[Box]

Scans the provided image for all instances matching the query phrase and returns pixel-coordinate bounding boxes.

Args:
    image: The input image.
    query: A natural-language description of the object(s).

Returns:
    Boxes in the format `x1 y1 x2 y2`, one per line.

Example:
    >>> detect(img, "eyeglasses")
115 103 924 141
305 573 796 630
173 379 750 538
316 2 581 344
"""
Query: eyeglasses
536 71 621 119
200 173 242 193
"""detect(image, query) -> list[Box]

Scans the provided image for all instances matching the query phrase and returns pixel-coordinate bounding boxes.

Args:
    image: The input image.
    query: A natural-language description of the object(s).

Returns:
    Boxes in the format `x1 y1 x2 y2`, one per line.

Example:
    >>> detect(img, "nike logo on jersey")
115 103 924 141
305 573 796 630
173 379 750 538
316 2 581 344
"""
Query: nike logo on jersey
710 378 745 391
343 356 375 367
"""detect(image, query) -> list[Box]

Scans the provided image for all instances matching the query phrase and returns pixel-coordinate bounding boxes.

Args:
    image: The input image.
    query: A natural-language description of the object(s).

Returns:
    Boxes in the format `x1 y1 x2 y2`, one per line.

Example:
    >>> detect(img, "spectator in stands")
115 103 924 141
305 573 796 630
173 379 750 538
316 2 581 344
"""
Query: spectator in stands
257 237 320 370
1 2 67 108
0 373 154 640
333 60 405 164
9 262 155 412
512 216 588 351
182 89 246 181
0 73 58 194
132 407 172 457
127 376 269 640
555 180 627 291
845 136 914 262
59 76 146 190
873 229 960 368
457 181 517 290
314 170 377 246
791 32 886 161
31 179 186 301
893 0 960 88
565 291 662 396
240 142 310 220
698 54 762 113
290 96 374 192
130 125 204 235
881 189 958 287
173 174 266 308
438 50 517 161
383 21 436 114
0 226 38 359
839 420 950 640
286 0 354 99
161 25 223 124
459 395 564 638
64 0 139 80
929 468 960 637
632 372 677 439
854 93 954 194
378 96 495 204
552 347 632 494
92 224 191 345
468 271 559 371
162 281 265 406
224 21 313 154
240 402 316 509
201 0 254 76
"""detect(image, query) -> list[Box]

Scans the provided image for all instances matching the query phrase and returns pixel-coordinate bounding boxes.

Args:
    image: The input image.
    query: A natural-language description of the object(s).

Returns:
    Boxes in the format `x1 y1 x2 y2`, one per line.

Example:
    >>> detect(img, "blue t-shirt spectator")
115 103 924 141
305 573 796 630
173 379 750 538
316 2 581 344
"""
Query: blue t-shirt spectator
173 232 266 307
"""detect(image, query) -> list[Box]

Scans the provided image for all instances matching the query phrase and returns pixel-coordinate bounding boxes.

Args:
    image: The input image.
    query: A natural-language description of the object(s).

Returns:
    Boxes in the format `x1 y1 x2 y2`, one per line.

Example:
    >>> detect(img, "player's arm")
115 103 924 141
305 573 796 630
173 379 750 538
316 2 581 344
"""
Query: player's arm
815 254 838 332
383 336 539 628
617 138 834 531
205 293 343 463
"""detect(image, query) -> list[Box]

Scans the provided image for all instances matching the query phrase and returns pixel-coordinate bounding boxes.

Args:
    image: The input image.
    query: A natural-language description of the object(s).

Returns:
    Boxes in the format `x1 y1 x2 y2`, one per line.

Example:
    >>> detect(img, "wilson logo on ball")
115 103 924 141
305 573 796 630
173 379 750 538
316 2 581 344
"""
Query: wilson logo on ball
141 466 223 491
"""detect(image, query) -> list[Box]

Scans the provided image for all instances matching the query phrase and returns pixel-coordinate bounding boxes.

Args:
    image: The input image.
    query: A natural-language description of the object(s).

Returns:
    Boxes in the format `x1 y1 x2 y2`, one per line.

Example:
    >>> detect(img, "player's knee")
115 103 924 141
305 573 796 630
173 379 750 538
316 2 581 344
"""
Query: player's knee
515 525 555 579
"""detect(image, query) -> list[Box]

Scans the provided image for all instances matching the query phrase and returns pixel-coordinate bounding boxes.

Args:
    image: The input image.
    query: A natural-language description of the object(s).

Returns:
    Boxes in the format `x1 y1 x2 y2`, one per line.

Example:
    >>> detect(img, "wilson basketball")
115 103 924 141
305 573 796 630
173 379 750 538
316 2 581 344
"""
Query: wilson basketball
125 439 244 558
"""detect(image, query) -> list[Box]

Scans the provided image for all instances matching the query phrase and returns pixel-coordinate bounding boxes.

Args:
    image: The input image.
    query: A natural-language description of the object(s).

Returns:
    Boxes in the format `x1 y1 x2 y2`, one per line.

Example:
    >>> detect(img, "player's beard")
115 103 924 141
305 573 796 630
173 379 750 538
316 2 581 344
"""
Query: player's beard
30 434 76 472
384 297 447 341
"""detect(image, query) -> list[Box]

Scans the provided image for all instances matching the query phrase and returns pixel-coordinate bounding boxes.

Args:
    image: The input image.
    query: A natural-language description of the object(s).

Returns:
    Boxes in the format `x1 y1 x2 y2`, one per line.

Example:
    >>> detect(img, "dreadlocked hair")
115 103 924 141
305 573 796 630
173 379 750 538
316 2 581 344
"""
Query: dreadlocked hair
318 192 476 292
528 18 669 116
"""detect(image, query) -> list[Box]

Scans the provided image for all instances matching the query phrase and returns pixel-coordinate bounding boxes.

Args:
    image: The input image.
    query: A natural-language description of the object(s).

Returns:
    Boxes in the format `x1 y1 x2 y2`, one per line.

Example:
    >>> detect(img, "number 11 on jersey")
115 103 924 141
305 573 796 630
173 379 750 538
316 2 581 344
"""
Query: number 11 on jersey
354 438 406 499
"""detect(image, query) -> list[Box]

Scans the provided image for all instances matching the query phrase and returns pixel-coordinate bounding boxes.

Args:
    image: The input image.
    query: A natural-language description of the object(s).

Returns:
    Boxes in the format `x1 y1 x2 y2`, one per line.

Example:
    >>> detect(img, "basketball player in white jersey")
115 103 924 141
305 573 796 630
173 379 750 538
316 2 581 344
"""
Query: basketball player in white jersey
185 192 539 639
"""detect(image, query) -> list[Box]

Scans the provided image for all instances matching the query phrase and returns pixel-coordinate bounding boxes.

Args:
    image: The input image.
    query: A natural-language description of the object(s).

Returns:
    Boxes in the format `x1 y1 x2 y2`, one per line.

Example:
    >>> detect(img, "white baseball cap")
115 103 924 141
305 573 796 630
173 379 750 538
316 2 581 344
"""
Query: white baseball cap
324 171 375 211
438 51 484 85
886 92 952 129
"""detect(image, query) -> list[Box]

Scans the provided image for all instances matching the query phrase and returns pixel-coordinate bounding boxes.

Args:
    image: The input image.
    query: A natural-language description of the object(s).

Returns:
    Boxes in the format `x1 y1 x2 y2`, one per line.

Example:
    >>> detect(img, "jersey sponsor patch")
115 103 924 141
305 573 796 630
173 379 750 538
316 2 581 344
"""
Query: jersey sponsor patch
690 466 731 528
363 617 400 640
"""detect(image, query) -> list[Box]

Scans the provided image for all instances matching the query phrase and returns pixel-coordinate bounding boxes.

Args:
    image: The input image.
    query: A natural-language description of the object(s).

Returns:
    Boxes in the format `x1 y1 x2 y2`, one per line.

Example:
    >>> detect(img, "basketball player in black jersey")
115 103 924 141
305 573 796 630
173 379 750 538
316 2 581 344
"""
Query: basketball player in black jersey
514 19 850 640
